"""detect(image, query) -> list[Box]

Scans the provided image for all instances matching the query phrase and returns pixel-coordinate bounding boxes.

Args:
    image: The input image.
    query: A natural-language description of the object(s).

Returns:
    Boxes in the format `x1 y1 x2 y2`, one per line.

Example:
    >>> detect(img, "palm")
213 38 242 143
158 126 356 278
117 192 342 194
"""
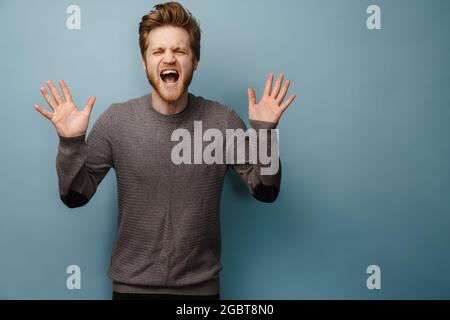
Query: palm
248 73 296 124
33 80 96 138
51 101 90 138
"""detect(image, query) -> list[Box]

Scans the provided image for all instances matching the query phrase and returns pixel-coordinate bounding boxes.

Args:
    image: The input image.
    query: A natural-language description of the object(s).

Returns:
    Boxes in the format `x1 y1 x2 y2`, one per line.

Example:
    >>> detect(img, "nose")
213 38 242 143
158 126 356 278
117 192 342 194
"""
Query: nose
162 50 176 64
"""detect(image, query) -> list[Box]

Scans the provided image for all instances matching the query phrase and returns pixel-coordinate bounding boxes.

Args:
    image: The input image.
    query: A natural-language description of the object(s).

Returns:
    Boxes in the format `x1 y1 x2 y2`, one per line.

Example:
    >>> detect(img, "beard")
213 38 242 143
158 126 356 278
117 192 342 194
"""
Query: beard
145 65 194 104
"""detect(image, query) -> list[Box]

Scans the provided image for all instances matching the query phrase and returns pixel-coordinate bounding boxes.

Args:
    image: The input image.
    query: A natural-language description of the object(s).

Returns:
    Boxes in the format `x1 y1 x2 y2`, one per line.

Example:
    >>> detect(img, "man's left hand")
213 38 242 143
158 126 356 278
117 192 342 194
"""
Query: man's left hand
248 73 296 124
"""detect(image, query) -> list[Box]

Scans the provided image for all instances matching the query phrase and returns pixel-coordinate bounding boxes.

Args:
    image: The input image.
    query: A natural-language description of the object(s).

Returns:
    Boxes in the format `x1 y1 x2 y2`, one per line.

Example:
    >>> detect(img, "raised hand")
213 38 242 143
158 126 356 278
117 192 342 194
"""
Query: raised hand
247 73 296 124
33 80 96 138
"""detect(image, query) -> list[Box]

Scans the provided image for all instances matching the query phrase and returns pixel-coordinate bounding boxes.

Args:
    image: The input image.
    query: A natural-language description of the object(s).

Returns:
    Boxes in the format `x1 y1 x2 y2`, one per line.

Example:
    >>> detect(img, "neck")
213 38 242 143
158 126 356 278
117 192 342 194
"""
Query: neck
151 90 189 115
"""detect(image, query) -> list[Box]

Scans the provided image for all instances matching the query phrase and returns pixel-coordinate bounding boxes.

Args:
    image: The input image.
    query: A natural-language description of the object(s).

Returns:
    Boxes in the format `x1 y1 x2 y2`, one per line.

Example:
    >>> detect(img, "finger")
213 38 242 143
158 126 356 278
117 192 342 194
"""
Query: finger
83 96 96 115
59 79 73 103
40 86 58 111
263 72 274 97
46 80 64 105
280 94 296 113
275 79 291 105
33 104 53 121
247 88 256 106
271 73 284 99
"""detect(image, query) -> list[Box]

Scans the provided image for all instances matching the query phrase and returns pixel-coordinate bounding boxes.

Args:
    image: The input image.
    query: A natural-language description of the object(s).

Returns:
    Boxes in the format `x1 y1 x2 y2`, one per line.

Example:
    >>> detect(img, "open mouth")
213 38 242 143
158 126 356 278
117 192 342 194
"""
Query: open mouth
160 69 179 83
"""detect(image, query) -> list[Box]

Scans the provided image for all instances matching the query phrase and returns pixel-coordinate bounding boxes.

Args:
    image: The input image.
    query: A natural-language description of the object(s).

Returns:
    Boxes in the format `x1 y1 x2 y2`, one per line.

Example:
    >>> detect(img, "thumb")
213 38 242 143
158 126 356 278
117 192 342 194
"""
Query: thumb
83 96 96 115
247 88 256 107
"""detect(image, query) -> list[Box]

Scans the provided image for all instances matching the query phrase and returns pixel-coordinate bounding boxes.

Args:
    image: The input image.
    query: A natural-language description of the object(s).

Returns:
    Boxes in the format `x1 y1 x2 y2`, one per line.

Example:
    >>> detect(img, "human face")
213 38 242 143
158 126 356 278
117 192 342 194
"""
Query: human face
142 25 198 104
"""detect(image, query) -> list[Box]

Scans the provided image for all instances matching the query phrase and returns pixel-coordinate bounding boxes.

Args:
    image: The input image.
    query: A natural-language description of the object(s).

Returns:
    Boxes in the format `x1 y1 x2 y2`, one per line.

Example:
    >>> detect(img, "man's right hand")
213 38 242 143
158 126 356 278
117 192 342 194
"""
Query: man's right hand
33 80 96 138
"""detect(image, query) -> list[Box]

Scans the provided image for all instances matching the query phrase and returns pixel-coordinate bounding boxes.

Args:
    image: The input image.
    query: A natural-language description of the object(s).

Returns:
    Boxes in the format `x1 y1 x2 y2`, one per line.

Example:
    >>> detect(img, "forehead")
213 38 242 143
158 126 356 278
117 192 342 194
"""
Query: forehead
147 25 190 49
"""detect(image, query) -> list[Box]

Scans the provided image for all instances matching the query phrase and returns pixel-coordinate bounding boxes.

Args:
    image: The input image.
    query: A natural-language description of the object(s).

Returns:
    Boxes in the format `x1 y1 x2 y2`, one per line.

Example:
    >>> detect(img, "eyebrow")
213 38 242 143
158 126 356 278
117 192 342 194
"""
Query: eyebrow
150 46 188 51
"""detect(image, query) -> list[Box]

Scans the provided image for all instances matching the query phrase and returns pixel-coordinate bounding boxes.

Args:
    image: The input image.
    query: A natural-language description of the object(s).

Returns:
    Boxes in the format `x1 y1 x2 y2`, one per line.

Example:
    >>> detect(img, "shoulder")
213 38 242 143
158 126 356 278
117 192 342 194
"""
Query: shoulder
106 94 149 114
190 93 243 123
94 94 150 127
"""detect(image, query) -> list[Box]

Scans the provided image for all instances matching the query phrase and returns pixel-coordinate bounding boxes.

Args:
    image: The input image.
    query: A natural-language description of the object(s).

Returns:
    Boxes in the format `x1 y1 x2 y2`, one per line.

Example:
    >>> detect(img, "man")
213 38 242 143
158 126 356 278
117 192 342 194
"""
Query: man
33 2 296 300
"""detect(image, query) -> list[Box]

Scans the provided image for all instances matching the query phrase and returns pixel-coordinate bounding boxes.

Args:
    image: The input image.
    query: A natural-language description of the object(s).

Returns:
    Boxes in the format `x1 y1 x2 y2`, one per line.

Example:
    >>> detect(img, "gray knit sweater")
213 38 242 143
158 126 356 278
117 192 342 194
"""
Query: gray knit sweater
56 92 281 295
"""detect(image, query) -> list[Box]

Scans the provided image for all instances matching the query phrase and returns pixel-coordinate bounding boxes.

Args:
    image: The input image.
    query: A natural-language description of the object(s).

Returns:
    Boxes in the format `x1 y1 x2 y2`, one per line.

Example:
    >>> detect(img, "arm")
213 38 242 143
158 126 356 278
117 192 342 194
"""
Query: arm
33 79 110 208
56 110 113 208
229 72 296 203
227 111 281 203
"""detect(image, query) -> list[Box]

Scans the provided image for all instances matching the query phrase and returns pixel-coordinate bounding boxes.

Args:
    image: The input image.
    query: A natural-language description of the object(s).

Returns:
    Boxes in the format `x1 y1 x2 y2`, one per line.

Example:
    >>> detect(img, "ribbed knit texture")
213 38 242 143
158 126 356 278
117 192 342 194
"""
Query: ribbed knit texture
56 92 281 295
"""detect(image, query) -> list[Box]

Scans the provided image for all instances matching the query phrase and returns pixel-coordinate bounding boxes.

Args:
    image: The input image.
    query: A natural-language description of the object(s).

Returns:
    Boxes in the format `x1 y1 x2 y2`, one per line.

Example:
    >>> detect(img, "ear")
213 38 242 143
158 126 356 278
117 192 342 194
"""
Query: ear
193 59 199 71
142 59 146 72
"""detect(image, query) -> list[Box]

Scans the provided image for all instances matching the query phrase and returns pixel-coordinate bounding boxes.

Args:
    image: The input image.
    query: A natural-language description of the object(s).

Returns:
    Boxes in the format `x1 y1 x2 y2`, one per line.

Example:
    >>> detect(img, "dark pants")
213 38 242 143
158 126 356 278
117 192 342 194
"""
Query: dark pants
112 291 220 300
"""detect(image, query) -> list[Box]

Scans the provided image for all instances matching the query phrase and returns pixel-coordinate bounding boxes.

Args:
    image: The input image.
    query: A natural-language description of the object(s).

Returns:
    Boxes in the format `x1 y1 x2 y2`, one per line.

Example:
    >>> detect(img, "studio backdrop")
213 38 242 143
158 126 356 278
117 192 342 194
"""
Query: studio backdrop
1 0 449 299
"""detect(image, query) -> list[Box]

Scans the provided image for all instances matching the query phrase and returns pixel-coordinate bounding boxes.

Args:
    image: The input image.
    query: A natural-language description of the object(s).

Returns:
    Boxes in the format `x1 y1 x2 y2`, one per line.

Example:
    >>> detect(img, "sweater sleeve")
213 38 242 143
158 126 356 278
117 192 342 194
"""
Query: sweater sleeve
55 109 114 208
226 108 281 203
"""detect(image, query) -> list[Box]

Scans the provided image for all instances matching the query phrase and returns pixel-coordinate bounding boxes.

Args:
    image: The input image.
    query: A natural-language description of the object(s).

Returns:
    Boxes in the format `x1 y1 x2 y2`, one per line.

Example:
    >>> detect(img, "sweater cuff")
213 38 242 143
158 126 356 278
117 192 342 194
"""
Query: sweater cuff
249 119 278 130
58 133 86 144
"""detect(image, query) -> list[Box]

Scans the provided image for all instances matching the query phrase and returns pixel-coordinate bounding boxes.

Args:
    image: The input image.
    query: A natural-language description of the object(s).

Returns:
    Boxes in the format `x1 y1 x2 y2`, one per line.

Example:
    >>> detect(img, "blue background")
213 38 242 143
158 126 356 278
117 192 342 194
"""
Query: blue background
1 0 449 299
